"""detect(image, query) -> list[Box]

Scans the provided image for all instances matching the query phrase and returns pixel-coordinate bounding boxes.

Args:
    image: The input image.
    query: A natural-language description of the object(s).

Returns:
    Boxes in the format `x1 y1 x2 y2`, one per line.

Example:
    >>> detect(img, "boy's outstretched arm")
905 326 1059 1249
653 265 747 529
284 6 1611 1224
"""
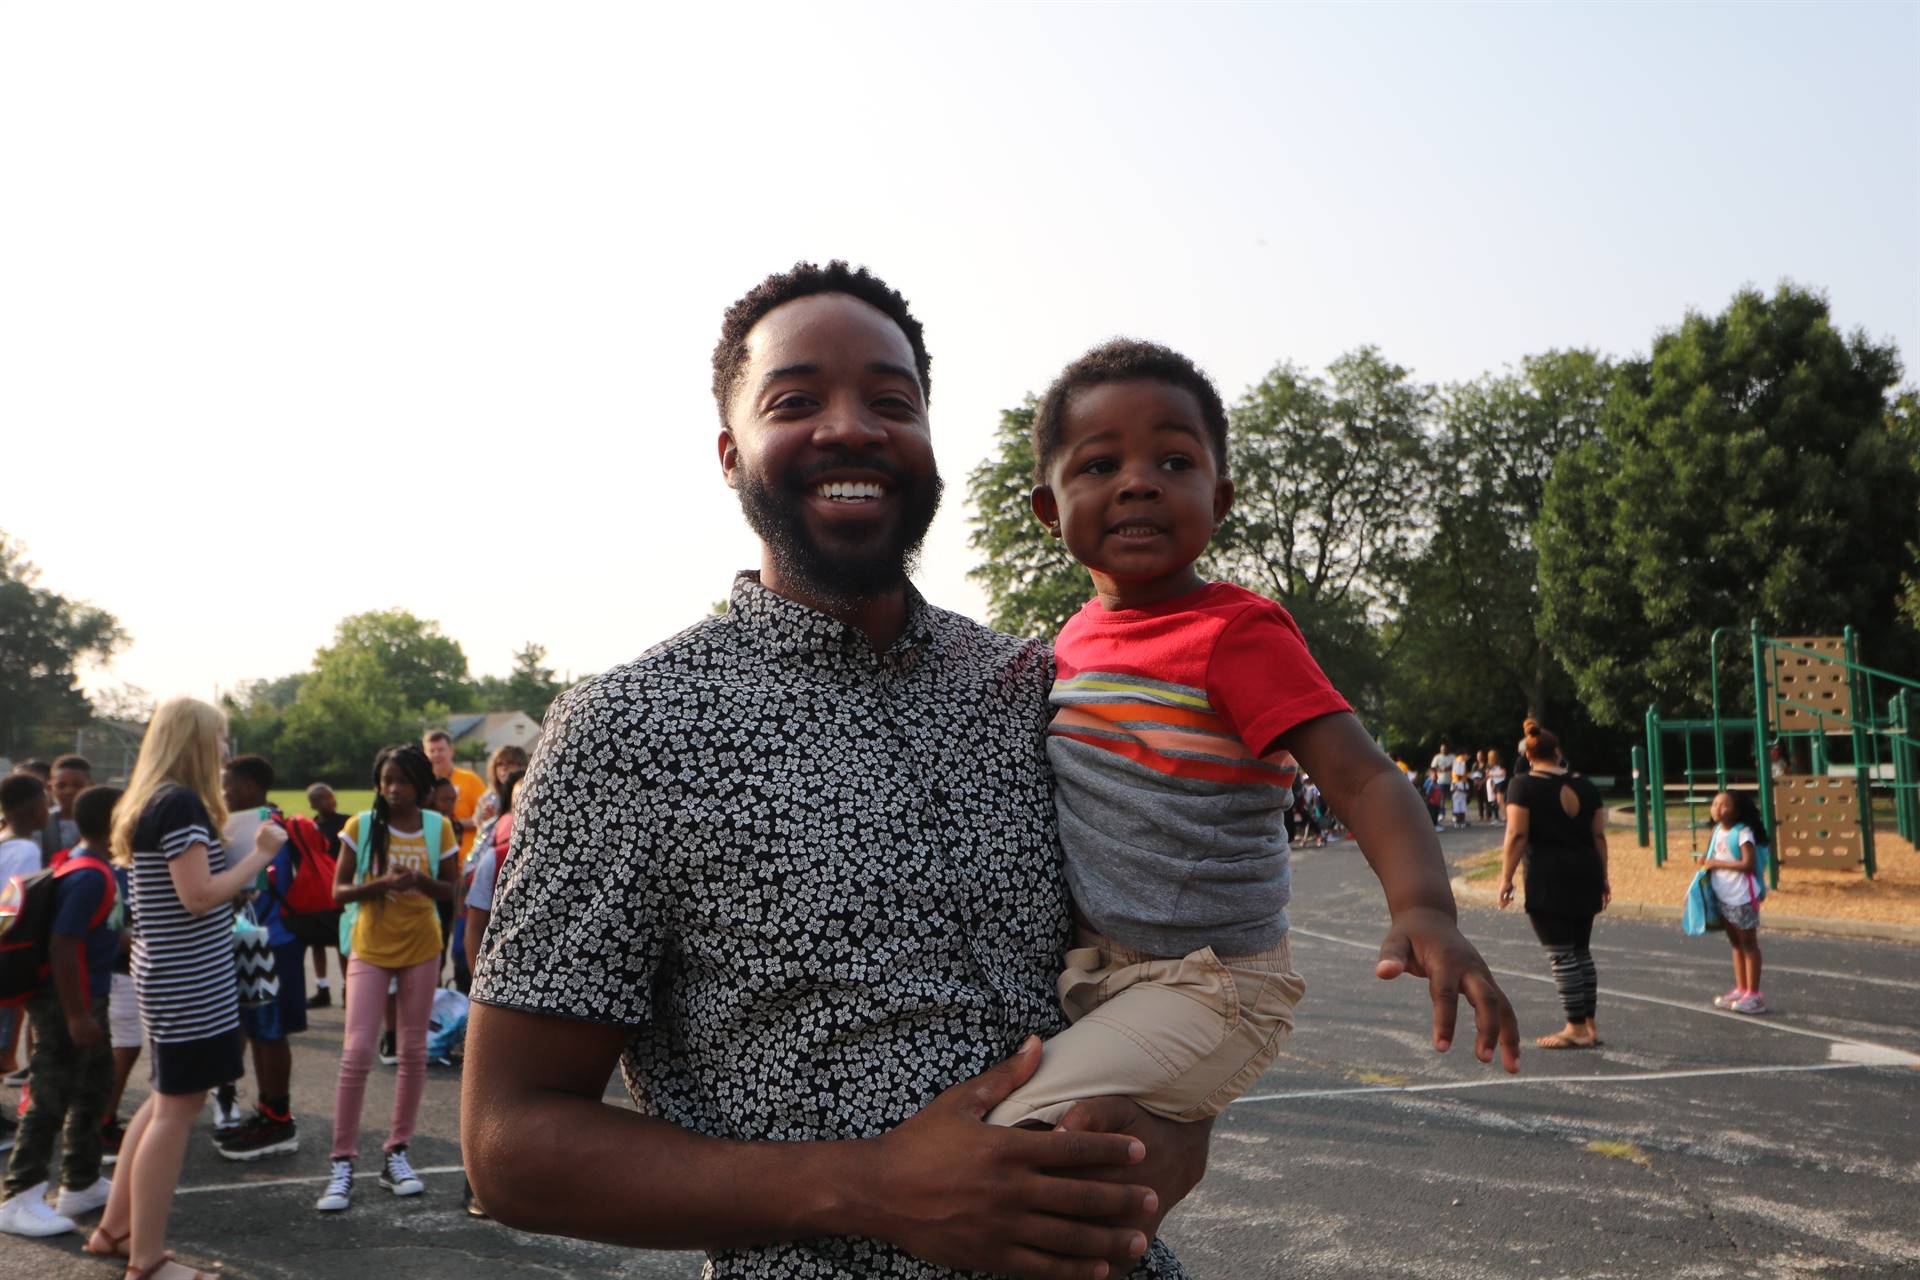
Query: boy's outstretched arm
1279 712 1522 1072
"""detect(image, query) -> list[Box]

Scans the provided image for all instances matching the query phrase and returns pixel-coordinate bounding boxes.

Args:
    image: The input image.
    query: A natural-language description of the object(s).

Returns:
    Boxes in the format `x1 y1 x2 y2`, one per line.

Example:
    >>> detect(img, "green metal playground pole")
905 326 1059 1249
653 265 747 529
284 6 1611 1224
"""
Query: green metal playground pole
1891 690 1914 845
1750 620 1777 889
1633 744 1649 847
1845 626 1876 878
1646 705 1666 867
1709 626 1734 790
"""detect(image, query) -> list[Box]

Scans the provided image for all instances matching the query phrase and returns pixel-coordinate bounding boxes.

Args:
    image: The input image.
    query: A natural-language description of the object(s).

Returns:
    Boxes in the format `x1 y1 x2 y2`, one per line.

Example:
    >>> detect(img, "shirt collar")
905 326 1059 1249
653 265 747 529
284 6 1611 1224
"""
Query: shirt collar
726 571 938 669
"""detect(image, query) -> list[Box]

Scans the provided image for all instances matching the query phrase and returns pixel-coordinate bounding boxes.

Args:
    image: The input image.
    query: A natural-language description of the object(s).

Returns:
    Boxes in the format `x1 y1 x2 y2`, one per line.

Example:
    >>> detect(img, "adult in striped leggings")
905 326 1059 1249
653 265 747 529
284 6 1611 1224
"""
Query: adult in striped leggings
1496 726 1610 1050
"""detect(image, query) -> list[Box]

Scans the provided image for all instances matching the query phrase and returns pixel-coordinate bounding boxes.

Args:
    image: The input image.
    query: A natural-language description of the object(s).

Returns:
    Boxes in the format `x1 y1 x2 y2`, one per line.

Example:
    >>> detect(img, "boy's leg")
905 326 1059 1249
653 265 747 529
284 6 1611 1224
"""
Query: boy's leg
4 992 77 1197
58 996 114 1192
987 934 1304 1128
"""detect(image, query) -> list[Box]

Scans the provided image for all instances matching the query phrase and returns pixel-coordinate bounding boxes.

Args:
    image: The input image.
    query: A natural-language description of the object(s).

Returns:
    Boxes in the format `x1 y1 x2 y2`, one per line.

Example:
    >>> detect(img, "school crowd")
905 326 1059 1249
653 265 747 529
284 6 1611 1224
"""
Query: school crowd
0 713 527 1278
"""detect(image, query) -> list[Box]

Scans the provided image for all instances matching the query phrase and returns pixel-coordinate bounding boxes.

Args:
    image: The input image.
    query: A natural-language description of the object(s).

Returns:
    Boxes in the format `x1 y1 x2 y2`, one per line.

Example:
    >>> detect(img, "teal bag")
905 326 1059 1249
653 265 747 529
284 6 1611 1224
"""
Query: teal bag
1681 868 1721 936
338 810 445 959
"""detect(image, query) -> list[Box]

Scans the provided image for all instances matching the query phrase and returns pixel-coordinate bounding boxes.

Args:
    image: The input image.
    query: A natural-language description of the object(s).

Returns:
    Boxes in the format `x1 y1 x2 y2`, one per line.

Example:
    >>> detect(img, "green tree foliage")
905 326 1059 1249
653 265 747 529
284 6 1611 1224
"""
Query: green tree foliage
965 400 1090 638
0 531 125 755
1378 352 1615 751
1537 284 1920 727
1211 348 1435 704
471 642 566 723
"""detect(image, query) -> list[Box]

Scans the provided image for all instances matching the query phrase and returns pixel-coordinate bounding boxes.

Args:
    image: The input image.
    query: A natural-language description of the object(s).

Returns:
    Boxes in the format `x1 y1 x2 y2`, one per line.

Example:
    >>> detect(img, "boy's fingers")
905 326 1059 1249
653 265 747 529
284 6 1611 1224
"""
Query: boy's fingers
1375 927 1411 980
1429 973 1461 1052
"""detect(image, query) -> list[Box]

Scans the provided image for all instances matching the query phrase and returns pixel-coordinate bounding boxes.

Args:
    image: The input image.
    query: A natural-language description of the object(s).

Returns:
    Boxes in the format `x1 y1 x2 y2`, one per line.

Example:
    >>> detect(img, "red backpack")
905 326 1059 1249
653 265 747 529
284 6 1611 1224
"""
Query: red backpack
0 853 117 1007
267 812 340 918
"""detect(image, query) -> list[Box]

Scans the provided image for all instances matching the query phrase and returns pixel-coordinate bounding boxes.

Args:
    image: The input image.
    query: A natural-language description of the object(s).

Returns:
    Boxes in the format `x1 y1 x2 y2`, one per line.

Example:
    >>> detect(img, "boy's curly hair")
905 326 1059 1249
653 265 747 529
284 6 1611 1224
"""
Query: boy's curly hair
1031 338 1228 485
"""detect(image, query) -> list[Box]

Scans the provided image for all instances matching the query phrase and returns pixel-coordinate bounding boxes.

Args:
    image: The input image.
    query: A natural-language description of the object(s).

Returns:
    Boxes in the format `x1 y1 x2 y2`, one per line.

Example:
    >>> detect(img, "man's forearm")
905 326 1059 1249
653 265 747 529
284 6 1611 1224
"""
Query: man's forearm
466 1077 875 1250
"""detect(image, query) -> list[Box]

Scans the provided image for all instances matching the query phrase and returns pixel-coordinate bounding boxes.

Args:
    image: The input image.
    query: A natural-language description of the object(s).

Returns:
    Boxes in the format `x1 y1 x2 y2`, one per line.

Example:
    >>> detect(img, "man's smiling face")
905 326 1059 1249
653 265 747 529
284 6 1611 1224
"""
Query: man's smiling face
720 292 943 606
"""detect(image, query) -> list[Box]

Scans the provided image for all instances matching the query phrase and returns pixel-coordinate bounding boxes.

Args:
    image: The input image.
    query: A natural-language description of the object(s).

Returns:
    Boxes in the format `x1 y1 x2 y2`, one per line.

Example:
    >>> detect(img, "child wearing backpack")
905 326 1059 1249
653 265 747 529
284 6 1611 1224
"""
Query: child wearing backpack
0 784 121 1237
1701 791 1767 1014
317 743 456 1213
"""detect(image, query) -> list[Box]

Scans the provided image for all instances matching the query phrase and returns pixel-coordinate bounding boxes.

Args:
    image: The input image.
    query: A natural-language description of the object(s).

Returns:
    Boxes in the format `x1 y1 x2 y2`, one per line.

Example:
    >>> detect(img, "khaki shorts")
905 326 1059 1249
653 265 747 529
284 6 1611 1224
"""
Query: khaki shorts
986 925 1305 1127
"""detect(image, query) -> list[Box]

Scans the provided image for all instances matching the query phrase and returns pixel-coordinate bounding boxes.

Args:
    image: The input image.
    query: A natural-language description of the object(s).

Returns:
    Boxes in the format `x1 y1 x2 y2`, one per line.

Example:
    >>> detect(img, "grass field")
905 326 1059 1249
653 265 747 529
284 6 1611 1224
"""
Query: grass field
267 788 374 817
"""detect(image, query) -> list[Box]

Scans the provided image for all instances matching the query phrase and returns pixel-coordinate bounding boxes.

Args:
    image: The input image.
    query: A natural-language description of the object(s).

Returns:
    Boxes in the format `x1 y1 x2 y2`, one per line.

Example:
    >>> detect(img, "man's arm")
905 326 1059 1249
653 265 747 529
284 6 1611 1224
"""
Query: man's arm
1281 711 1521 1071
465 1006 1159 1280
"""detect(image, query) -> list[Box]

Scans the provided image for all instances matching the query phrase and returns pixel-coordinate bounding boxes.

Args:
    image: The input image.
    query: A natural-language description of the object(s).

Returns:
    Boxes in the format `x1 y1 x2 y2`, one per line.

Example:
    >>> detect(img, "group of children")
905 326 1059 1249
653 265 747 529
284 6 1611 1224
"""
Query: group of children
0 730 528 1253
1409 745 1510 830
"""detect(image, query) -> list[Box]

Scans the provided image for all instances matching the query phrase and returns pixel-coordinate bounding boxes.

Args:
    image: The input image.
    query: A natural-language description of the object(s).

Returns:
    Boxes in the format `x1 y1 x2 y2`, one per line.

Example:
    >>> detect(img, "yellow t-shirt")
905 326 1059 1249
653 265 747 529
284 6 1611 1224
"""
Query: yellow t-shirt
444 767 487 861
340 813 446 970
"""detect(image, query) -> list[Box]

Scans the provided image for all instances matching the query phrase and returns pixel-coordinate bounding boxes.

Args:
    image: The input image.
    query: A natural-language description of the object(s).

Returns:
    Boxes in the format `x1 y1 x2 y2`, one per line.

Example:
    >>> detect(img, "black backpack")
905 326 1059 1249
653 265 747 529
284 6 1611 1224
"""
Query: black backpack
0 853 116 1007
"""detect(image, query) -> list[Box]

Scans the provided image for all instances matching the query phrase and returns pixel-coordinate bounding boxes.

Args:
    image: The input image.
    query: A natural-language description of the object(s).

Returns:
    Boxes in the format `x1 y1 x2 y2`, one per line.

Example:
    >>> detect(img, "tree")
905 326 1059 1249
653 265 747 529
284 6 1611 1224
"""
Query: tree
1537 284 1920 727
966 400 1090 638
1211 347 1436 706
472 642 566 722
273 610 471 782
0 531 125 755
1378 352 1615 752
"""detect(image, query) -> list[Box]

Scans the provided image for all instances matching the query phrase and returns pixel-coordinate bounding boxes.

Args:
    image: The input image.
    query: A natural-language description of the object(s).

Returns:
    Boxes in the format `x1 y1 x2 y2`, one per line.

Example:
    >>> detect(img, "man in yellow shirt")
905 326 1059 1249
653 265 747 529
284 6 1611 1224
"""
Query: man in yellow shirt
422 731 486 864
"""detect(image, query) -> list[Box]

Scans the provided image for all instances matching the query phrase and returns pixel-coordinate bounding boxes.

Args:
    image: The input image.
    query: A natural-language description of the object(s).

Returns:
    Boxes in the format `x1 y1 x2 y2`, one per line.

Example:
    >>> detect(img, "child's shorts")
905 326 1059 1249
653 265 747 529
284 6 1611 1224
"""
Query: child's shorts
1718 899 1760 931
108 972 143 1051
986 925 1305 1127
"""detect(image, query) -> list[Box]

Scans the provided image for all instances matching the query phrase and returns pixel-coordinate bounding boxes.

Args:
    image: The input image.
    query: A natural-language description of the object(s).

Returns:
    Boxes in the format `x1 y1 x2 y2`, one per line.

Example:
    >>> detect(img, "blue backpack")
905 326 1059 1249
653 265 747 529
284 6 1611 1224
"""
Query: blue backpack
338 810 446 958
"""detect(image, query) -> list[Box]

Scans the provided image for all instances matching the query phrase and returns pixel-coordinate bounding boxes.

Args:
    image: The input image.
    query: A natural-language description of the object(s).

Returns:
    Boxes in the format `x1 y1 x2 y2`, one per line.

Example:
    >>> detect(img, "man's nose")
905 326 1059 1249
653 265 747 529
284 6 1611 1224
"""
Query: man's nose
810 401 889 450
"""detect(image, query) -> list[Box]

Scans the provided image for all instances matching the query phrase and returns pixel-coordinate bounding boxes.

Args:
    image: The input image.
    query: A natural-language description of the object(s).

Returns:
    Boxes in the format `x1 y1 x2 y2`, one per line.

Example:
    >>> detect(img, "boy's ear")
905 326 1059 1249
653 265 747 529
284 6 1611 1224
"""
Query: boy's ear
1212 475 1235 529
718 429 740 488
1030 485 1061 536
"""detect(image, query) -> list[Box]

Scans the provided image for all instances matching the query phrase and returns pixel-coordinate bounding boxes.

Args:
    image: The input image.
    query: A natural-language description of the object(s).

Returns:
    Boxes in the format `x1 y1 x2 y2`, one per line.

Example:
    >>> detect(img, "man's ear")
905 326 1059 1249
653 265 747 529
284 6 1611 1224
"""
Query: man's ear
1213 475 1235 529
1030 485 1062 536
718 429 740 489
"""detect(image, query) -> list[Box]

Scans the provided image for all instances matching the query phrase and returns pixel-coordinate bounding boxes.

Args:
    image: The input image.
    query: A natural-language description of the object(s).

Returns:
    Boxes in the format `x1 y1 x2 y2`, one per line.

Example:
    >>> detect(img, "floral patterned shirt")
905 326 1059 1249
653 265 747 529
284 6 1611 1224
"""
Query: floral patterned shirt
472 572 1187 1279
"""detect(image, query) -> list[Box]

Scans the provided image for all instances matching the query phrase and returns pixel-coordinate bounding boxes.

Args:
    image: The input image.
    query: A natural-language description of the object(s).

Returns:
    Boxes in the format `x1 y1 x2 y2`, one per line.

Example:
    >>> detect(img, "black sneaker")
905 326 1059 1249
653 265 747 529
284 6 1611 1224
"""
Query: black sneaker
307 987 332 1010
378 1145 424 1196
214 1110 299 1162
378 1030 397 1066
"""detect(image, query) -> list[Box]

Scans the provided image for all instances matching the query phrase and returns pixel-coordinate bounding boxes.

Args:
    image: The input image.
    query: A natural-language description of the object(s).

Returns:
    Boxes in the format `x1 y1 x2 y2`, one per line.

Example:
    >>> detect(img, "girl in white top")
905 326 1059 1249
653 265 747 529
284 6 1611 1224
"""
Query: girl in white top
1701 791 1766 1014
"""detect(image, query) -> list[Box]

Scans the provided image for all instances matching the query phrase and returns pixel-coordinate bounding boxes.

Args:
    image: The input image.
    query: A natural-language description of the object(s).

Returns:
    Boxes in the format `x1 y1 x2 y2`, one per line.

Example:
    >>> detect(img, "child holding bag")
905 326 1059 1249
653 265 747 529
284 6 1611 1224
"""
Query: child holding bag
316 744 454 1213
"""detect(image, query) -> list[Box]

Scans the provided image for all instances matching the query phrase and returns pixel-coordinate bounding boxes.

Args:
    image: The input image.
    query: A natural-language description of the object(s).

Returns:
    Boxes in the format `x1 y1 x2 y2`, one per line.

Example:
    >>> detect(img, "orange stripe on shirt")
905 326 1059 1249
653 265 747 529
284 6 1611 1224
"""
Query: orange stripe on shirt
1050 729 1292 787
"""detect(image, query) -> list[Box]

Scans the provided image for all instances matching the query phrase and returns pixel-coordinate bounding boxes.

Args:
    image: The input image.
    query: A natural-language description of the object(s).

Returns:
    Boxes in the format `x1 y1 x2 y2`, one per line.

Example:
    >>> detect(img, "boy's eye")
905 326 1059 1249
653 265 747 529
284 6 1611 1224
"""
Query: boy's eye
1082 458 1117 475
1162 454 1194 471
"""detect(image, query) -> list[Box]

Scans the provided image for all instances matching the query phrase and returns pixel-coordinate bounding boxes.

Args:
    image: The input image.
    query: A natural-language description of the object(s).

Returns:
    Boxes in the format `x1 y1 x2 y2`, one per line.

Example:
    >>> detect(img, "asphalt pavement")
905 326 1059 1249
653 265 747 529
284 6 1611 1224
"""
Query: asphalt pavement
4 822 1915 1279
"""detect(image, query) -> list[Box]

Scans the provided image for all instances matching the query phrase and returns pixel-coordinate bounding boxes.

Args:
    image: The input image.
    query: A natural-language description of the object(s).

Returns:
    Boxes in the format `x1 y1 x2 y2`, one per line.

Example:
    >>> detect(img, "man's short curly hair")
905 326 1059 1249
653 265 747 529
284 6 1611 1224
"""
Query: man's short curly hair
1031 339 1229 485
711 261 931 427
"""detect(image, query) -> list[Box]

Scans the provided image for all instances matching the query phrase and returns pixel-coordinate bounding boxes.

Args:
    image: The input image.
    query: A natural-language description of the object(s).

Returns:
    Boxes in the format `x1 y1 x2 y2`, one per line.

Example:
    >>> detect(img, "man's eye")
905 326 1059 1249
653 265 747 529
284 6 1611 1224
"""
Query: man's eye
770 394 816 413
874 395 916 413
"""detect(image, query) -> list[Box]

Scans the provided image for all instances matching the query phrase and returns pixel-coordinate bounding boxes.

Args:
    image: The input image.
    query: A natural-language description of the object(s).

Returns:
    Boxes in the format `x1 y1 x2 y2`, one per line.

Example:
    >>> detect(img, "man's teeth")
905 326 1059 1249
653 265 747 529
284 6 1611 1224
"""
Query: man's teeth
815 481 886 502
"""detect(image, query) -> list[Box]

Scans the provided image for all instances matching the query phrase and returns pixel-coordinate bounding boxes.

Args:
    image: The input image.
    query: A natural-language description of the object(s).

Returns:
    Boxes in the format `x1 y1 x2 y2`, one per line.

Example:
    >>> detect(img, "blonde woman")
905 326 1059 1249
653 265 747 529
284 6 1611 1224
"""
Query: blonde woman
87 698 286 1280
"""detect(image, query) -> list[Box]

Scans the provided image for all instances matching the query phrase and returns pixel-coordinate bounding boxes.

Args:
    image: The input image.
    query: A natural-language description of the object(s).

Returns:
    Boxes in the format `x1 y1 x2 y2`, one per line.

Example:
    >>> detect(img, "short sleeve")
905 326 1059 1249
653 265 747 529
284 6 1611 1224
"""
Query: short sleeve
469 682 668 1026
1205 602 1353 757
465 844 498 911
152 787 215 861
52 867 109 938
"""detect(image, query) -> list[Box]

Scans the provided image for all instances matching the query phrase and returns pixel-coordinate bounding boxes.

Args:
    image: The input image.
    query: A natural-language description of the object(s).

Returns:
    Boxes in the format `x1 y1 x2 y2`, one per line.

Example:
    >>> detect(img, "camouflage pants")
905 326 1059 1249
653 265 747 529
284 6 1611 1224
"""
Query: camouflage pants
3 990 113 1197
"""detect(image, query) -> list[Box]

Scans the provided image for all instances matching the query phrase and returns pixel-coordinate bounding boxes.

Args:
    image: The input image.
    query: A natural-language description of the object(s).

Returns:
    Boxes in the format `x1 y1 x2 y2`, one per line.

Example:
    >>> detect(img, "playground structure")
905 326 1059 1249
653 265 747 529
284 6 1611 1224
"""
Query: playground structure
1633 622 1920 885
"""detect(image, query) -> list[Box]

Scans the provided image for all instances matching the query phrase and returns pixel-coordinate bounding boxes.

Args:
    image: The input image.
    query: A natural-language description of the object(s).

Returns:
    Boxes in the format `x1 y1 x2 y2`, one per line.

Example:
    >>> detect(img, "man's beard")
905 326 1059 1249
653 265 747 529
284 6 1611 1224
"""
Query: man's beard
734 456 945 608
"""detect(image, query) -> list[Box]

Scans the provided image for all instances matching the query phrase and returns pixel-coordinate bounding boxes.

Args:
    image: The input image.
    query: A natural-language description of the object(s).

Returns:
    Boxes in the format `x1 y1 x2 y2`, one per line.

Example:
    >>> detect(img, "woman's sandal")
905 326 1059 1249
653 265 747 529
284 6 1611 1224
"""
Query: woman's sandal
83 1226 131 1258
124 1258 204 1280
1535 1032 1597 1050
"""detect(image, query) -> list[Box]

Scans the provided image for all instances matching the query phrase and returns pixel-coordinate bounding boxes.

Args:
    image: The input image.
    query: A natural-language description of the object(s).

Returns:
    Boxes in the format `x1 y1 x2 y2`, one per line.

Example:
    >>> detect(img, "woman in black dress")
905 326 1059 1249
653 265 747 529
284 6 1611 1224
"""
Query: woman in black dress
1496 725 1609 1049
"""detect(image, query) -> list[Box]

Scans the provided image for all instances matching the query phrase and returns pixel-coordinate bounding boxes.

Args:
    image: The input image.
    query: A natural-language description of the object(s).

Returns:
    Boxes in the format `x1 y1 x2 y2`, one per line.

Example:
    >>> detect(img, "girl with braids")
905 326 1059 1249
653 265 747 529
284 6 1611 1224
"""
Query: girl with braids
317 743 456 1213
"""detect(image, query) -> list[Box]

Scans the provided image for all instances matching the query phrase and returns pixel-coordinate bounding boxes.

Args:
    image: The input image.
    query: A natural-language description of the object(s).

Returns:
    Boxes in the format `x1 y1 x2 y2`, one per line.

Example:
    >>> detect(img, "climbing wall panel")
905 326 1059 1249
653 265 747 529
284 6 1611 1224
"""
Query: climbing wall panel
1770 773 1863 865
1770 637 1851 733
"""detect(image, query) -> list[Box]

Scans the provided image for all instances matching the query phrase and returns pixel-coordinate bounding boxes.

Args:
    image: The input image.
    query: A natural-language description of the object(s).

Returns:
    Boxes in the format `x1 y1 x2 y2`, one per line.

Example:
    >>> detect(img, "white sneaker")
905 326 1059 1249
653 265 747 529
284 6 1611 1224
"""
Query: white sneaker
379 1146 424 1196
0 1182 77 1236
53 1177 112 1217
315 1158 354 1212
211 1083 244 1132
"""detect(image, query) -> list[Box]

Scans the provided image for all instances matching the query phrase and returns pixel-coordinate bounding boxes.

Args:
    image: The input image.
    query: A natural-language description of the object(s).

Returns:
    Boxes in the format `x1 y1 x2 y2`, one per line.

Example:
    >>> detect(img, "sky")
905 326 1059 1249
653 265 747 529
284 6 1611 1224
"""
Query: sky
3 2 1915 709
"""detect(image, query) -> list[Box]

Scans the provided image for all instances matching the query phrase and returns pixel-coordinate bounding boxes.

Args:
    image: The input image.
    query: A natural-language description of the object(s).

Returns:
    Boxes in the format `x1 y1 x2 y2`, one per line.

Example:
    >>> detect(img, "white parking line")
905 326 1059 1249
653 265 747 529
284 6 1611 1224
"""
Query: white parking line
1288 926 1918 1053
176 1165 465 1196
1234 1060 1870 1104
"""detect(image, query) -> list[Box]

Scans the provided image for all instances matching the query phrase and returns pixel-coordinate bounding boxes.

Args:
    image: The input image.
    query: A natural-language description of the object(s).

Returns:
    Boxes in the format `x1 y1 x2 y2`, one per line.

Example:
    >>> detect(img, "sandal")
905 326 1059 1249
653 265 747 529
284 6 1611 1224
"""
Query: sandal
84 1226 131 1258
124 1258 203 1280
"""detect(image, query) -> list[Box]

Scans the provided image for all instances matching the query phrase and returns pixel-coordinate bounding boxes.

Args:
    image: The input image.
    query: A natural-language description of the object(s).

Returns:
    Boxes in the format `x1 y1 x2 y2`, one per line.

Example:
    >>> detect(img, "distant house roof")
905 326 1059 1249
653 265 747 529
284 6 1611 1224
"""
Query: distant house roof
447 711 540 745
447 713 488 738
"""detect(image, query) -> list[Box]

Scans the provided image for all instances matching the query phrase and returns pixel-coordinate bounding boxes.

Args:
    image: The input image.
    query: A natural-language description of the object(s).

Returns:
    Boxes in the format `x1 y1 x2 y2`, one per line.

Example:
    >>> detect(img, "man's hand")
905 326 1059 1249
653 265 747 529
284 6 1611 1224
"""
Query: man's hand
864 1037 1157 1280
1052 1096 1211 1269
1376 906 1521 1072
67 1011 103 1053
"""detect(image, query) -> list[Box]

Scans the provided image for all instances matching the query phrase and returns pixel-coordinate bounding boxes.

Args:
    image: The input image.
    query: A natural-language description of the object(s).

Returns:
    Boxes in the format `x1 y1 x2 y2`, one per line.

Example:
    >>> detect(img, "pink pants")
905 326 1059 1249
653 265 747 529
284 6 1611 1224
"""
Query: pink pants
331 955 438 1160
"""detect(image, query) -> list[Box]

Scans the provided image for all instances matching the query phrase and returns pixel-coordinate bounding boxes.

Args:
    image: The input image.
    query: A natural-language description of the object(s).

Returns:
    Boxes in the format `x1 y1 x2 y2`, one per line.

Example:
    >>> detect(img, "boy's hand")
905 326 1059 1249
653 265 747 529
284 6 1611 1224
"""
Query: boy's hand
67 1011 103 1052
1376 907 1520 1073
865 1037 1157 1279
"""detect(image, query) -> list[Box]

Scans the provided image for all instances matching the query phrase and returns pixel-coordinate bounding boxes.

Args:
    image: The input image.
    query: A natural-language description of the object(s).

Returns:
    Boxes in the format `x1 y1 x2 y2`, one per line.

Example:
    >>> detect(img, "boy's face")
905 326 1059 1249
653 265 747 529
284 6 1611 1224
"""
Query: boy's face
720 293 941 605
310 788 337 817
4 794 50 835
1033 380 1231 603
432 783 458 817
51 766 89 815
221 768 267 812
